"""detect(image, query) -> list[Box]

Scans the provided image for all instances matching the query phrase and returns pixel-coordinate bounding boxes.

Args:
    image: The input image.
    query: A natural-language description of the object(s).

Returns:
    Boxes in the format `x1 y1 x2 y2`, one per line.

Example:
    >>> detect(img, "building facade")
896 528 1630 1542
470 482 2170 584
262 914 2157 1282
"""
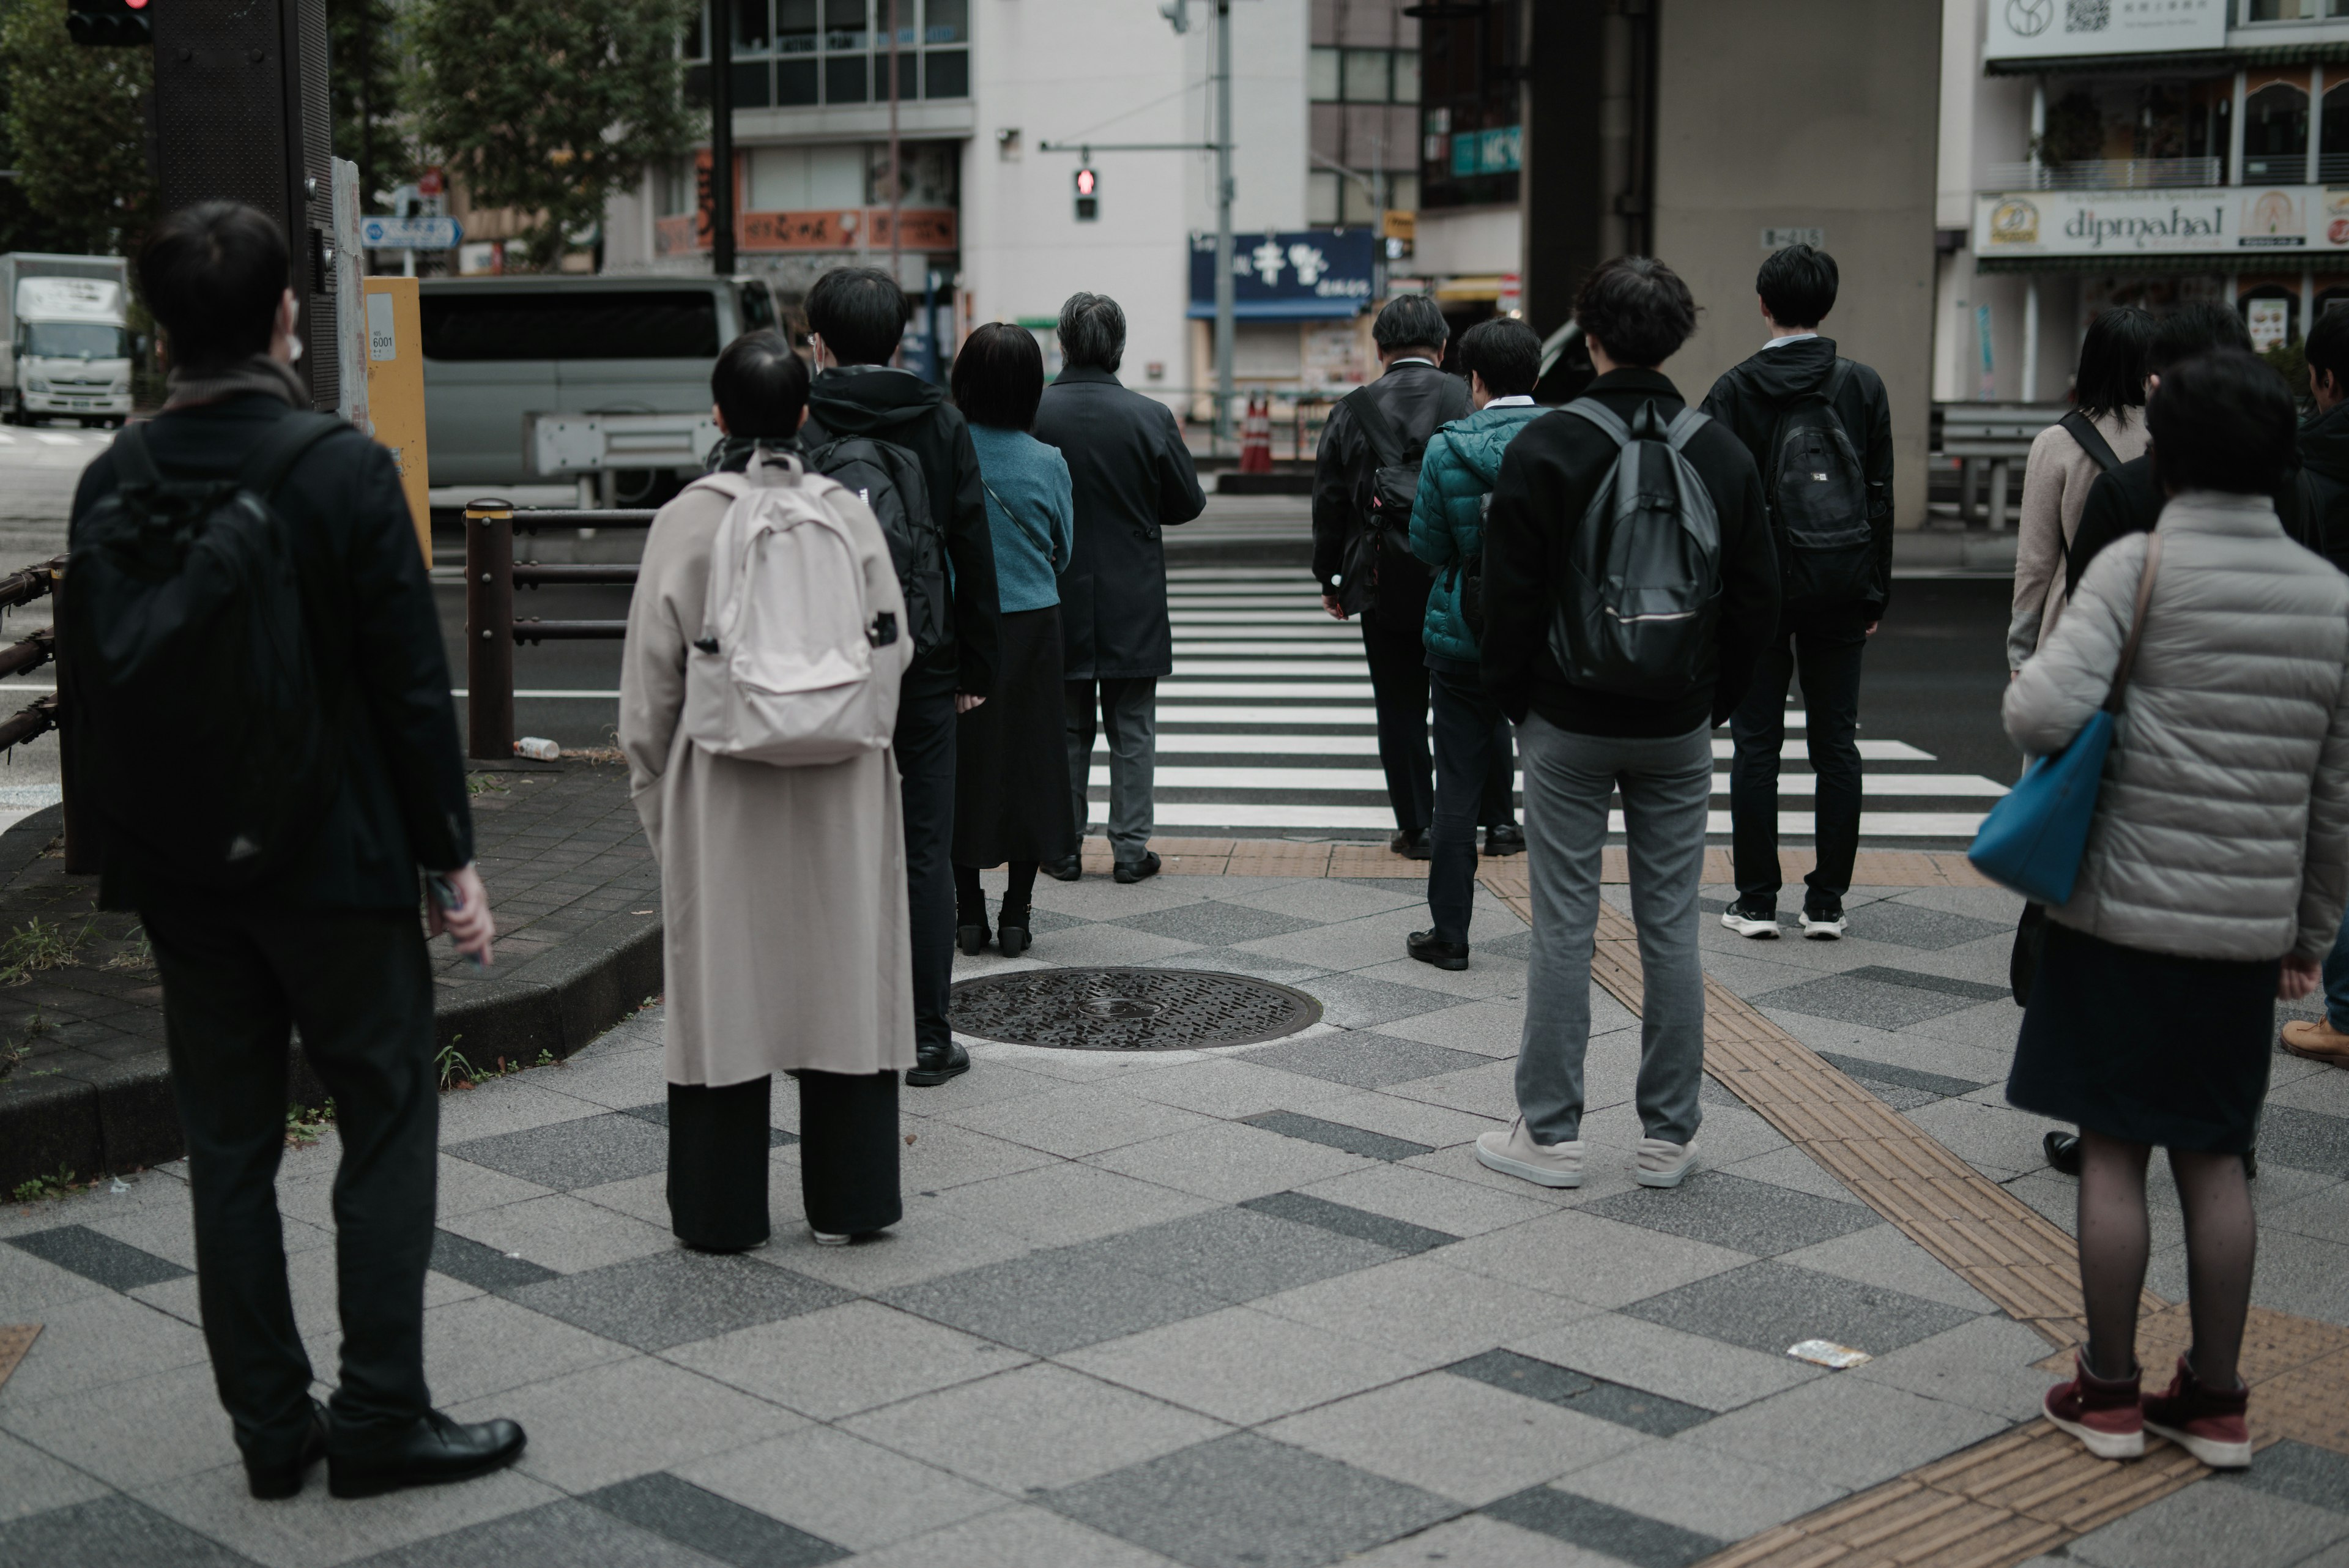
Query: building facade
1937 0 2349 406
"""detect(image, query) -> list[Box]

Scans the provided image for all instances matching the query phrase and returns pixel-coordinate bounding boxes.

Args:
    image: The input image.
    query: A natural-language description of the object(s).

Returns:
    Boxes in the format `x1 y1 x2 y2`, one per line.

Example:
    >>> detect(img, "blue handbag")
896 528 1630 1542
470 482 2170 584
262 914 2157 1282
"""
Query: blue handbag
1968 535 2163 905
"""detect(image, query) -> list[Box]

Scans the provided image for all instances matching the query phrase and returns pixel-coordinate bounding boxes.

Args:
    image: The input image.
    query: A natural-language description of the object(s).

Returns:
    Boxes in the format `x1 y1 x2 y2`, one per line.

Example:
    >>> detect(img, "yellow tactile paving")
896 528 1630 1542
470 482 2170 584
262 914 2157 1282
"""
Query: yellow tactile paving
1067 838 1991 885
0 1323 38 1394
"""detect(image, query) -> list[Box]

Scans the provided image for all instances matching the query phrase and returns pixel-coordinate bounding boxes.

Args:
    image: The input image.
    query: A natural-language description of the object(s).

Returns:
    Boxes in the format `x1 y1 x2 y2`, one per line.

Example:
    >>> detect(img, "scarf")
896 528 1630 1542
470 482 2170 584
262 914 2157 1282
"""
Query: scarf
163 354 306 411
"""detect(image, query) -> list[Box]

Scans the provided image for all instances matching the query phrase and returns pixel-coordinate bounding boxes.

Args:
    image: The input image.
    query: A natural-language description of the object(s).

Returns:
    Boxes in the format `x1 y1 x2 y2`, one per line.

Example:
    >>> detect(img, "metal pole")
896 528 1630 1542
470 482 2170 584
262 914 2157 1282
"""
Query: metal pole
466 505 516 760
888 0 902 283
711 0 735 277
1214 0 1235 447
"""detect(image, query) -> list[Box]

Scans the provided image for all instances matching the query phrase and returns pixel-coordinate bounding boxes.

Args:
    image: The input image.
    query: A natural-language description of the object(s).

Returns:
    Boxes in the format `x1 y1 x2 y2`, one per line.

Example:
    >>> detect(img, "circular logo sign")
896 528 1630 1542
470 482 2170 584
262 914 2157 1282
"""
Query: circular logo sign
2006 0 2054 37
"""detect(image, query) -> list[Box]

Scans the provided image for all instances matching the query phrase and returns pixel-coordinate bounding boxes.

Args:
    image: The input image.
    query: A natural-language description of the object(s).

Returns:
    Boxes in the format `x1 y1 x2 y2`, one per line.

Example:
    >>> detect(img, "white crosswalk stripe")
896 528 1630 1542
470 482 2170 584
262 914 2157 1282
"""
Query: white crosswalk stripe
1091 569 2003 841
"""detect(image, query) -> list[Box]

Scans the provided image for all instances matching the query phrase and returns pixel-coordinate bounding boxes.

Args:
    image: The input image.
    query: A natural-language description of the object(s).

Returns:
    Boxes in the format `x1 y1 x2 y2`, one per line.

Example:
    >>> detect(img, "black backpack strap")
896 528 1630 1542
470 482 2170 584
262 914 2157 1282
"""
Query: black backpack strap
240 411 348 503
2058 410 2124 477
1823 358 1858 407
1664 407 1711 450
1342 385 1409 470
1558 396 1632 448
109 421 163 488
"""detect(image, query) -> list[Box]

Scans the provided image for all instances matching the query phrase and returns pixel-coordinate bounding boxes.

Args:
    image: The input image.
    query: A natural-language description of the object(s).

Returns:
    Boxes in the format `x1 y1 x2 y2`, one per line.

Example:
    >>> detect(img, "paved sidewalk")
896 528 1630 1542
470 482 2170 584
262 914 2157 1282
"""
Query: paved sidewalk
2 860 2347 1567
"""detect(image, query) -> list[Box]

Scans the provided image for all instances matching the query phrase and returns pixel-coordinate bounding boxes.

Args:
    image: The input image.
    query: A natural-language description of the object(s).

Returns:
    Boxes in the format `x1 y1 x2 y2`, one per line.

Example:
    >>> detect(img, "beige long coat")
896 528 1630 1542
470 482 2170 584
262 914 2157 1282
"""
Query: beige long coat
620 472 916 1085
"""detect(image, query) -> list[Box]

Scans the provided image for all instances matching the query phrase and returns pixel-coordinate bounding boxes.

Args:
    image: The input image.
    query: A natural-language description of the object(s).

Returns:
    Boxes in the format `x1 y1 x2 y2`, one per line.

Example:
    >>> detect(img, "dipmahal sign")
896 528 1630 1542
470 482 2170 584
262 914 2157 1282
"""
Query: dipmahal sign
1974 186 2349 258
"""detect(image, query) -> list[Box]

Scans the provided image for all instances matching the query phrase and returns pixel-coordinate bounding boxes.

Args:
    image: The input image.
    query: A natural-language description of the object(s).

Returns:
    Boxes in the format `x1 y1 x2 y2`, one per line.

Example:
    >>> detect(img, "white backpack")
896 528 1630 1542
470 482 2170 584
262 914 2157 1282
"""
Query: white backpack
679 453 901 767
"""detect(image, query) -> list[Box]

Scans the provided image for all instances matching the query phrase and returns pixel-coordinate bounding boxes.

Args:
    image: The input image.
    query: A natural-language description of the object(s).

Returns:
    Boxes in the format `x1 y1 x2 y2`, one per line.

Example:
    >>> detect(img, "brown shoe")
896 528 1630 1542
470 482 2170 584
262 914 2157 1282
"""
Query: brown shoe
2282 1017 2349 1066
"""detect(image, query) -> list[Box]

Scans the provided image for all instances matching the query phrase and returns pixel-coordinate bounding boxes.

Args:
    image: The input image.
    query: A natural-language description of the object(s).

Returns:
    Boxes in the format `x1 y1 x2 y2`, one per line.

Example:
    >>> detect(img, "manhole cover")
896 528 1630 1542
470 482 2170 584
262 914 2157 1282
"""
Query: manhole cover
949 967 1321 1052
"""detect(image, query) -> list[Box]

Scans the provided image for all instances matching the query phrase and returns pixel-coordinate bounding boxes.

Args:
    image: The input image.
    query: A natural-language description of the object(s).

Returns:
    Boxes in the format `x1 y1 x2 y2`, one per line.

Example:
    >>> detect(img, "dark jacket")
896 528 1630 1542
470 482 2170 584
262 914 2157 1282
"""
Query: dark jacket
2066 448 2314 600
1032 366 1206 680
1311 359 1473 637
1481 368 1780 737
70 393 473 910
804 365 1000 694
2298 399 2349 575
1698 335 1894 626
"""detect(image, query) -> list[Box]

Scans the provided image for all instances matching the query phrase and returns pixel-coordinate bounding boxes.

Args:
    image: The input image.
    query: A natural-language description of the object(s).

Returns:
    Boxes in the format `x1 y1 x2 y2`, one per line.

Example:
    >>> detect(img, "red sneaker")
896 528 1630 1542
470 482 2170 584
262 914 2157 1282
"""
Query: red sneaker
2143 1354 2252 1469
2043 1352 2144 1459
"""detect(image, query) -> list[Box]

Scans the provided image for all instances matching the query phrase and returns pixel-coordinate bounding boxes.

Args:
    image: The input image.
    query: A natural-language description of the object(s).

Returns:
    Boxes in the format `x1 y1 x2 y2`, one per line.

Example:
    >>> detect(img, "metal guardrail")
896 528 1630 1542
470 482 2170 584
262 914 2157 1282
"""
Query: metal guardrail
464 500 657 760
0 558 65 751
1932 405 2065 532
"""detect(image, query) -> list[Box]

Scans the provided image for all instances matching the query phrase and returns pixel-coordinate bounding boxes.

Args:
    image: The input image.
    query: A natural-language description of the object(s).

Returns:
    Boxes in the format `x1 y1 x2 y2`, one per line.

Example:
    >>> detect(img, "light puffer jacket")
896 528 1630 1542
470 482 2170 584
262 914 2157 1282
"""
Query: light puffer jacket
2005 490 2349 961
1409 401 1547 664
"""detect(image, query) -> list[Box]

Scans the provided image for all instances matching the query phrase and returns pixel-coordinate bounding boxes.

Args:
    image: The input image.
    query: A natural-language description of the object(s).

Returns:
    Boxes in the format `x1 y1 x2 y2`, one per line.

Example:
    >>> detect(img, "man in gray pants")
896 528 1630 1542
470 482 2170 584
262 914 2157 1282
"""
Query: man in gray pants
1475 257 1781 1190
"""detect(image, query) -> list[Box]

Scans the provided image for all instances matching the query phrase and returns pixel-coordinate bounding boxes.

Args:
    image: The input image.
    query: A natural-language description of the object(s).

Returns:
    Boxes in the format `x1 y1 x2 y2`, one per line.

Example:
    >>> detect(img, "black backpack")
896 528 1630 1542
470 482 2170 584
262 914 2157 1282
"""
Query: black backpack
65 412 349 891
797 426 950 657
1334 386 1429 617
1765 359 1875 608
1546 398 1723 698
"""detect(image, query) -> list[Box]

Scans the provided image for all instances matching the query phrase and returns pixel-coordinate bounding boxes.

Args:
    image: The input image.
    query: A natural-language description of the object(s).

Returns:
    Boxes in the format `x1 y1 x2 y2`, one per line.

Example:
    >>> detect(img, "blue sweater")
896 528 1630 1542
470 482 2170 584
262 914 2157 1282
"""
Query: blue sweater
968 424 1075 612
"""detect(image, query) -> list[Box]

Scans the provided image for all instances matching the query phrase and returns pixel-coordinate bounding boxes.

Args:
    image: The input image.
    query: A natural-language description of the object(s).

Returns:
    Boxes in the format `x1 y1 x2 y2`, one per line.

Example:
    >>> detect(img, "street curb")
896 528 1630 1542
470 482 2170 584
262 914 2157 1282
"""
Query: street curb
0 804 664 1189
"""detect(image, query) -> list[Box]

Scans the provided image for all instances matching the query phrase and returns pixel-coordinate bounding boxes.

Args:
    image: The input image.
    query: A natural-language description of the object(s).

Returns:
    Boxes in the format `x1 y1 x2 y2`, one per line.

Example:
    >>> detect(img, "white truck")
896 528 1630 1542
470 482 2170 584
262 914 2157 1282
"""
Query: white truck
1 253 134 427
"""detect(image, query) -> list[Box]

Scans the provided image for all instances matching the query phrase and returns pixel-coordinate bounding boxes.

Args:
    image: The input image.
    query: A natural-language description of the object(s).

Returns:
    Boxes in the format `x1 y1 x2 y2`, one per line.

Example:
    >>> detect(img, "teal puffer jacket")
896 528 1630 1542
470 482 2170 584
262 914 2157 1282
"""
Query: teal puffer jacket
1408 403 1548 664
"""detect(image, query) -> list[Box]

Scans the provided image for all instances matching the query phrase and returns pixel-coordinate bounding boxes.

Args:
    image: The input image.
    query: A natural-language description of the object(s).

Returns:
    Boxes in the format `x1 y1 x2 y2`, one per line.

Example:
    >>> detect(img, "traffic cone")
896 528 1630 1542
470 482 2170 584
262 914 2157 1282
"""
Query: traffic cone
1239 392 1274 474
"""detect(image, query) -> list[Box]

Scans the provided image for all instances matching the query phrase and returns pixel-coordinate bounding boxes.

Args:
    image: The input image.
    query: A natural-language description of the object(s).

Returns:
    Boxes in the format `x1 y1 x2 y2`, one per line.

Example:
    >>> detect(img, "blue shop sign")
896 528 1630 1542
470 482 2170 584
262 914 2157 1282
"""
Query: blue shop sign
1189 229 1378 321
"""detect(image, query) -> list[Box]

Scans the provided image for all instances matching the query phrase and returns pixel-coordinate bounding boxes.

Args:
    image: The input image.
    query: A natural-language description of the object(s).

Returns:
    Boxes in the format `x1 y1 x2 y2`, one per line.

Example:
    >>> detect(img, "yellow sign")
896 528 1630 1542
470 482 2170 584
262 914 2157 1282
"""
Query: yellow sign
1382 209 1416 243
360 277 431 565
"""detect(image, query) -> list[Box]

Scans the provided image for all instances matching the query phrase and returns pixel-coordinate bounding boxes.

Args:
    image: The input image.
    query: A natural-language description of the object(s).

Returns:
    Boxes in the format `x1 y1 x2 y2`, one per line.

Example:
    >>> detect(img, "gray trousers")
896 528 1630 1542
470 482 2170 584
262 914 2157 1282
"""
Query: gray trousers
1066 676 1157 863
1515 713 1712 1146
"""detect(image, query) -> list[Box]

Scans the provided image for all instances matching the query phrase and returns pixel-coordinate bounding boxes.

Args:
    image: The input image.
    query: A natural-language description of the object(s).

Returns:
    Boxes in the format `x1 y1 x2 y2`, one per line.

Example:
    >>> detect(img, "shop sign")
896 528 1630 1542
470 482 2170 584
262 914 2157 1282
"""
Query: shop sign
2247 298 2292 351
1189 229 1378 317
1984 0 2225 62
1972 185 2349 256
1448 126 1521 177
656 207 959 256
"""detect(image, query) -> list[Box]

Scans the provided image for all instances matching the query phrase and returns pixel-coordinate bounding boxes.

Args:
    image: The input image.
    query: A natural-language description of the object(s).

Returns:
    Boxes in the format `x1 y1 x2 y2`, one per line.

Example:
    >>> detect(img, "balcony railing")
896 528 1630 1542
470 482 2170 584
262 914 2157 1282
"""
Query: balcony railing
1981 158 2224 191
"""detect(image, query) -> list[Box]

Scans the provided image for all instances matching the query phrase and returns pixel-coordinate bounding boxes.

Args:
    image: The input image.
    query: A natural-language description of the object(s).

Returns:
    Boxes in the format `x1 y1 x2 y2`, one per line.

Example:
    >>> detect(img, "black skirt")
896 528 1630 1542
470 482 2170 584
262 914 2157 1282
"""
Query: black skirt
954 604 1077 867
2006 920 2277 1154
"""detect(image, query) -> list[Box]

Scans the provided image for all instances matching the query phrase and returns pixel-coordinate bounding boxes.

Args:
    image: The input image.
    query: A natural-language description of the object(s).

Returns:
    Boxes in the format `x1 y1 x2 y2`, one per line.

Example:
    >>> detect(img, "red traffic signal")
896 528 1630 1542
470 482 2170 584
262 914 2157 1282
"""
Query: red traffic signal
1074 166 1099 221
67 0 151 46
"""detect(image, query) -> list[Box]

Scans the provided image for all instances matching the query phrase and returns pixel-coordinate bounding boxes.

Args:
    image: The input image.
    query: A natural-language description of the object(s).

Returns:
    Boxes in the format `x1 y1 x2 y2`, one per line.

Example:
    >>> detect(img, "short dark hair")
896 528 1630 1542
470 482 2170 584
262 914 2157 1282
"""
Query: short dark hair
2308 304 2349 396
1756 243 1837 329
1058 292 1126 373
1575 256 1696 369
1372 294 1448 354
139 203 288 373
805 266 909 365
1457 317 1541 399
2150 300 2251 374
2147 349 2298 497
711 329 809 438
2073 306 2153 423
951 322 1046 431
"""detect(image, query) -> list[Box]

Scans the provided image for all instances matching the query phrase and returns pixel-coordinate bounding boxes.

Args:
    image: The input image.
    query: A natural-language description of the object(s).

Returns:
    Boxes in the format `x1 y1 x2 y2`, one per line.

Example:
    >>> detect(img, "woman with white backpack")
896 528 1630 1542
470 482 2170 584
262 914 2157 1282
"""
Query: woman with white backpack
621 332 916 1250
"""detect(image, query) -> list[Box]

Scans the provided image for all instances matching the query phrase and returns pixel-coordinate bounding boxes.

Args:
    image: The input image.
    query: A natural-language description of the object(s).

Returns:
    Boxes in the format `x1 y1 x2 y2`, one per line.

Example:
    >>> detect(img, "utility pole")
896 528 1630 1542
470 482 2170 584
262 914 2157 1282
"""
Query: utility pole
888 0 902 281
711 0 735 276
1214 0 1234 445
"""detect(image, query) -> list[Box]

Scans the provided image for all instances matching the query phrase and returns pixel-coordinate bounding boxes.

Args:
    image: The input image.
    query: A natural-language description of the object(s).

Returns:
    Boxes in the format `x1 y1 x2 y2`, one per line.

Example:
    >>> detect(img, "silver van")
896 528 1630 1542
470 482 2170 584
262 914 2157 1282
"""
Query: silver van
419 273 779 496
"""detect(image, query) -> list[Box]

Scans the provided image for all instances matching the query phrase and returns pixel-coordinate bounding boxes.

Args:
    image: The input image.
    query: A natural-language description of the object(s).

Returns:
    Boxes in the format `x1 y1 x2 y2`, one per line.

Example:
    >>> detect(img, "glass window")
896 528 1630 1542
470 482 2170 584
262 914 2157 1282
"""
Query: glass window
877 0 915 47
924 48 967 99
807 143 865 204
924 0 967 43
24 323 129 360
2243 81 2309 179
1308 46 1341 101
419 291 722 362
1308 169 1343 226
740 283 777 331
777 0 817 51
730 59 771 106
777 57 819 102
685 2 705 59
1343 49 1390 103
737 0 769 52
881 48 916 101
825 0 867 49
826 51 869 101
1389 172 1419 212
1392 50 1419 105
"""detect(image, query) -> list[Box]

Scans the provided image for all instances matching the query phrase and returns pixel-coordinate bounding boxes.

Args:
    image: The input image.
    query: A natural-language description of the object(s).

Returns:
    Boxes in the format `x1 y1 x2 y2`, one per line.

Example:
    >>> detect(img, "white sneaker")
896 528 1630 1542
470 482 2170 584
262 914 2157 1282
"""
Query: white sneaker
811 1228 852 1247
1634 1138 1702 1188
1475 1118 1586 1188
1720 902 1781 939
1799 905 1848 940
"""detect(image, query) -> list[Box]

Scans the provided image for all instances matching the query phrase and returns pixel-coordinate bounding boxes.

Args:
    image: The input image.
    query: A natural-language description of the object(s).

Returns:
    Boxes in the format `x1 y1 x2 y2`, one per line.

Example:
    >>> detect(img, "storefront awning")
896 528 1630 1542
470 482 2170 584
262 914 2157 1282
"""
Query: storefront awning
1976 252 2349 275
1986 42 2349 76
1186 299 1364 320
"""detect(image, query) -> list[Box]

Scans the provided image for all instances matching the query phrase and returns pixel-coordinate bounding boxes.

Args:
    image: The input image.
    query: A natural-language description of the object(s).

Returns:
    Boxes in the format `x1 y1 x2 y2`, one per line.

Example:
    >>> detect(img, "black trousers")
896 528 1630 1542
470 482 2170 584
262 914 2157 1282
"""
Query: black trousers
897 666 959 1053
668 1071 901 1245
1729 622 1868 906
143 902 439 1465
1428 665 1511 943
1362 614 1433 834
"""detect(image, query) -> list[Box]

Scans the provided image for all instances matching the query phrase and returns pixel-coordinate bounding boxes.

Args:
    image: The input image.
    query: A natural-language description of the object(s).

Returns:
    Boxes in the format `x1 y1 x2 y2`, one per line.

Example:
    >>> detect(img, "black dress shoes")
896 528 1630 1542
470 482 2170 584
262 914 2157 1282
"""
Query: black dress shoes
1483 823 1526 857
326 1410 527 1500
907 1038 970 1087
246 1399 328 1500
1388 829 1432 860
1406 930 1471 971
1113 851 1162 884
2043 1130 2081 1176
1044 854 1083 882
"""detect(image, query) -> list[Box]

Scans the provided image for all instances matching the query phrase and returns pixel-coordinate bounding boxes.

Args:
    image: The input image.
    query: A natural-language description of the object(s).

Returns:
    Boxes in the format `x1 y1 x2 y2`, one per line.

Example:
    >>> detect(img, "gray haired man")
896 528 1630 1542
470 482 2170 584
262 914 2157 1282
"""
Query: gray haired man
1034 293 1207 882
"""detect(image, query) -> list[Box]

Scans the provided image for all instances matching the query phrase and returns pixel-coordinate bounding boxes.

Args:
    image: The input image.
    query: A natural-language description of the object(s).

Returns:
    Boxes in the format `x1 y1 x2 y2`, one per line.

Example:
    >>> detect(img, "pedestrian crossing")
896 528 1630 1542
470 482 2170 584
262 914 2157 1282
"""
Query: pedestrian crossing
1086 568 2008 841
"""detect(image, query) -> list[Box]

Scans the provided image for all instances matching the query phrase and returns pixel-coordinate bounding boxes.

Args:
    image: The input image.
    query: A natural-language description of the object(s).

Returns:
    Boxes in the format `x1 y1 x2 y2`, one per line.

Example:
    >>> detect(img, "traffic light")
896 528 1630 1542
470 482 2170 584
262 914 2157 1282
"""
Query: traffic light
1074 166 1099 222
67 0 150 46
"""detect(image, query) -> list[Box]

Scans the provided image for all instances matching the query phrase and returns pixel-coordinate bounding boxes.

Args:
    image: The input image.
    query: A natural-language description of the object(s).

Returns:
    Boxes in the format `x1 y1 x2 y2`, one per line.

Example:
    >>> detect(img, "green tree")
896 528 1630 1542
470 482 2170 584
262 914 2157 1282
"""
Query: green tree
330 0 415 211
0 0 152 256
410 0 696 269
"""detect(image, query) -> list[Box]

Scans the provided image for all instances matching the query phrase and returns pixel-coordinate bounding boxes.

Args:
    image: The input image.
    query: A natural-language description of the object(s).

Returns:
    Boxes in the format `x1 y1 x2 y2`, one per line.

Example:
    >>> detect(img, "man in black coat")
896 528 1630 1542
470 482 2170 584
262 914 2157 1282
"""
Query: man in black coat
67 204 521 1500
802 266 1001 1087
1699 244 1894 941
1311 295 1473 859
1478 256 1779 1195
1034 292 1206 883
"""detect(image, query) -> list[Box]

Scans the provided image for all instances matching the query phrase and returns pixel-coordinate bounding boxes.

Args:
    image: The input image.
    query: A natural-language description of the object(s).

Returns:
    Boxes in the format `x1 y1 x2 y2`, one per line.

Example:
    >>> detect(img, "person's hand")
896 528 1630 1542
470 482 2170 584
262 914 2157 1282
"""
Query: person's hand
1865 622 1879 636
1322 592 1349 621
956 692 986 714
429 863 496 970
2281 954 2321 1001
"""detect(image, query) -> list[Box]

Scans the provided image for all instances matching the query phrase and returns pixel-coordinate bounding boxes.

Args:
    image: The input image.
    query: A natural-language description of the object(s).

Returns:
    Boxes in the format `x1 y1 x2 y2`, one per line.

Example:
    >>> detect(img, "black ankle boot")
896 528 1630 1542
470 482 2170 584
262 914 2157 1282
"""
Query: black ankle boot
998 905 1031 957
956 914 992 955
